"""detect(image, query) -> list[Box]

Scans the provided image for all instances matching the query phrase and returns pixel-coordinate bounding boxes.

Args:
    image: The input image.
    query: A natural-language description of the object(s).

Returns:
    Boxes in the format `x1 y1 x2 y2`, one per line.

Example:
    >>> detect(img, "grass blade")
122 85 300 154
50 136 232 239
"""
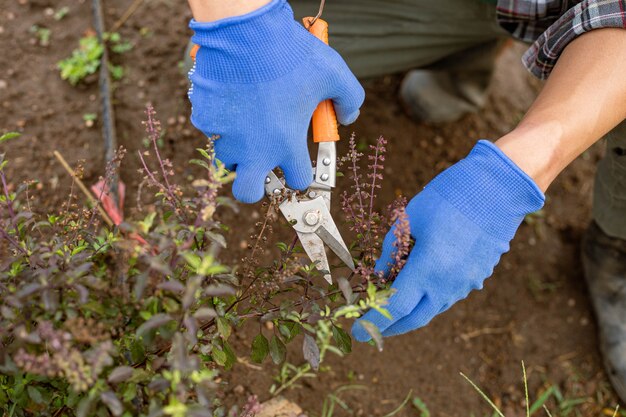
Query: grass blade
460 372 505 417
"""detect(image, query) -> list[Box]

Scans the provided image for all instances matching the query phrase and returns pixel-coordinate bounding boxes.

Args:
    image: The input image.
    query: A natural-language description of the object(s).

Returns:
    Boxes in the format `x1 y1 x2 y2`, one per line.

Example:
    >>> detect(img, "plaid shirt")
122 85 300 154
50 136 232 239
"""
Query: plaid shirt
496 0 626 78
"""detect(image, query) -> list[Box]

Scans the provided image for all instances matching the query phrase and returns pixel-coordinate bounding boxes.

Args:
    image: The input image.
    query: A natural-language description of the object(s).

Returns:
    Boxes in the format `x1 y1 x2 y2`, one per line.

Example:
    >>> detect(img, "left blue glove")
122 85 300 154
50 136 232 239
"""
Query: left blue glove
352 140 545 341
188 0 365 203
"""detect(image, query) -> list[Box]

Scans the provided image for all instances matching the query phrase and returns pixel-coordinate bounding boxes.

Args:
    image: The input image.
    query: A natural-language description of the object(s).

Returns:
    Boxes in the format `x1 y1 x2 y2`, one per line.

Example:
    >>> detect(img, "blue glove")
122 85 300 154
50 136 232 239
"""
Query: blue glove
352 140 545 341
188 0 365 203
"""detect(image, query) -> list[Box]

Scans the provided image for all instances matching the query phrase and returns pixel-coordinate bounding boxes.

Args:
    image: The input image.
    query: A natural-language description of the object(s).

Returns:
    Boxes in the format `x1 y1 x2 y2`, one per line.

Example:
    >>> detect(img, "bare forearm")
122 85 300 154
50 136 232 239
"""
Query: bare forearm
496 28 626 192
188 0 271 22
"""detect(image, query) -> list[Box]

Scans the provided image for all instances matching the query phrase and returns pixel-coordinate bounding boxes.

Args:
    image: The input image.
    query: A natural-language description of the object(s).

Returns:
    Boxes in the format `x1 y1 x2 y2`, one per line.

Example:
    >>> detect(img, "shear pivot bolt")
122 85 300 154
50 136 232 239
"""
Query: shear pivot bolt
320 173 329 181
273 189 281 195
265 176 271 184
303 211 320 226
323 158 332 166
308 191 317 198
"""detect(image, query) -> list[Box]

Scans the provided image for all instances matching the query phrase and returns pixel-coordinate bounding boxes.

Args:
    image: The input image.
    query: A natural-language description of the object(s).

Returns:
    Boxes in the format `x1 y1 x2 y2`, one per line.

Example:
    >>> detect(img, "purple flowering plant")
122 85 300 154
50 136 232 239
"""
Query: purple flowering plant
0 107 408 416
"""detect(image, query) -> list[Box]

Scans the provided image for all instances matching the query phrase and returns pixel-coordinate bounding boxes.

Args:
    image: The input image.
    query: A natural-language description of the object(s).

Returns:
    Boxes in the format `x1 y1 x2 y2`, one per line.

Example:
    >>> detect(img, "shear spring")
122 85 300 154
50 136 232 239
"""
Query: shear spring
308 0 326 27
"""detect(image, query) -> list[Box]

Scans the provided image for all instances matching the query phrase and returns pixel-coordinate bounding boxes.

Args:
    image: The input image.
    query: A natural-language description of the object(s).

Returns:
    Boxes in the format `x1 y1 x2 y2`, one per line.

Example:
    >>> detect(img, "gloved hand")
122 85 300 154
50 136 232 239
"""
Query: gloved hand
188 0 365 203
352 140 545 341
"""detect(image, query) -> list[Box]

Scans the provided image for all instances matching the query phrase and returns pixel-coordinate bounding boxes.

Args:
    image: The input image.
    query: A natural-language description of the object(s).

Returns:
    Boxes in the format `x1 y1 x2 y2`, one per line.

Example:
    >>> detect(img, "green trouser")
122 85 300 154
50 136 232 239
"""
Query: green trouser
593 122 626 240
186 0 626 240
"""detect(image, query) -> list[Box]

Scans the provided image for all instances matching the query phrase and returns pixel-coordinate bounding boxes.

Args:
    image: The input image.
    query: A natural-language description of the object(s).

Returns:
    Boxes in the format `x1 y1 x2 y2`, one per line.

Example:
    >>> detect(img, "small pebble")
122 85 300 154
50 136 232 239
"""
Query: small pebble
434 136 444 146
239 240 248 250
167 117 176 126
233 385 245 395
177 115 186 124
580 317 589 326
0 26 5 35
44 7 54 16
264 321 274 330
567 298 576 307
0 80 7 89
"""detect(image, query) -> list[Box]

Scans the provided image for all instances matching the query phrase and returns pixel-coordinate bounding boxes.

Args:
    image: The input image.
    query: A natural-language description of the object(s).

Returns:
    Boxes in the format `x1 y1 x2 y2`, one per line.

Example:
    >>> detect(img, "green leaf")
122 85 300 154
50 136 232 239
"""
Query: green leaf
196 148 211 160
223 341 237 370
269 335 287 365
529 386 556 415
278 321 301 343
217 317 232 340
412 397 430 417
108 64 124 80
212 346 227 367
122 383 137 402
27 386 44 404
0 132 20 143
332 325 352 354
251 334 269 364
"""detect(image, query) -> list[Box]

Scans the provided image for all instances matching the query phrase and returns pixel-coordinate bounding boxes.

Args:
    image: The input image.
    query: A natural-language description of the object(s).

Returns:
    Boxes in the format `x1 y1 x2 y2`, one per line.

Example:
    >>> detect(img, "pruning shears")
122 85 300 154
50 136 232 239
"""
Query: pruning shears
265 15 355 283
189 4 354 283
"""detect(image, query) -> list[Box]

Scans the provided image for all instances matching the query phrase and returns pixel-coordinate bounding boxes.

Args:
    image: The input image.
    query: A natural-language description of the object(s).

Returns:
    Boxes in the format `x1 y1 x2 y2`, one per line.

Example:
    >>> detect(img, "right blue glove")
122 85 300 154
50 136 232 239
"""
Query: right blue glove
352 140 545 342
188 0 365 203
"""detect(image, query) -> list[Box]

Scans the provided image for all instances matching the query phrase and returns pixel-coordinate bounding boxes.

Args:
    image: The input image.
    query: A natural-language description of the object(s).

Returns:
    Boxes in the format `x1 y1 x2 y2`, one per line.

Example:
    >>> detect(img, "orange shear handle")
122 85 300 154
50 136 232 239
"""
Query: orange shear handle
303 18 340 143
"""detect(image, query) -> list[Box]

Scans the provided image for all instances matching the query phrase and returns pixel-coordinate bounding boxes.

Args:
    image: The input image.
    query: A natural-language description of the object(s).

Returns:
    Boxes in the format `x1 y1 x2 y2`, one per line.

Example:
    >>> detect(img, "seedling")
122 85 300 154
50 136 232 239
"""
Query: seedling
58 32 133 85
54 6 70 21
83 113 97 128
30 25 51 47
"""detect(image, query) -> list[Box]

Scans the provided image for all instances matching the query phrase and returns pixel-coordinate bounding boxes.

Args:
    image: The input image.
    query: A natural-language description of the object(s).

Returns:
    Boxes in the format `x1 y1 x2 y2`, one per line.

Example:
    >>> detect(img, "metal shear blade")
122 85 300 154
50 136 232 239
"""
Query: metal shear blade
265 171 354 284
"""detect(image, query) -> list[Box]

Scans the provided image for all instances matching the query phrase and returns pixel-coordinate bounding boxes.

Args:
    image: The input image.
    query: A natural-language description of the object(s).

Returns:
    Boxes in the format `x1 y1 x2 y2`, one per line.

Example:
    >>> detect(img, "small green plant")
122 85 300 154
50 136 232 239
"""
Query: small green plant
462 361 622 417
58 35 104 85
58 33 133 85
29 25 51 47
82 113 97 128
54 6 70 21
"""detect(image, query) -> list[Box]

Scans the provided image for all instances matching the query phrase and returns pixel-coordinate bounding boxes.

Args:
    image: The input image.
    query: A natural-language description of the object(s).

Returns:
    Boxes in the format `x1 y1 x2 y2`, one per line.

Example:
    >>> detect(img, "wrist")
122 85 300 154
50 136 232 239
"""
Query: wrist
189 0 312 83
188 0 272 22
495 121 565 192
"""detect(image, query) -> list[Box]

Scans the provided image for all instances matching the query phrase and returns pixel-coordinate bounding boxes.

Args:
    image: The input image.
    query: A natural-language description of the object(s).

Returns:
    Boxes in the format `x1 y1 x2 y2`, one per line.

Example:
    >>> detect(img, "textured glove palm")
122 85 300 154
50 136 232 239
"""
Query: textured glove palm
352 141 545 341
188 0 365 203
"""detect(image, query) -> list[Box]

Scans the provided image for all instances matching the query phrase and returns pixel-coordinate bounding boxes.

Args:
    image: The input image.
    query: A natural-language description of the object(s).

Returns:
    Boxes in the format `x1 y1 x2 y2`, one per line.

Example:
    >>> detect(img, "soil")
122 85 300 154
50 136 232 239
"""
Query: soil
0 1 621 416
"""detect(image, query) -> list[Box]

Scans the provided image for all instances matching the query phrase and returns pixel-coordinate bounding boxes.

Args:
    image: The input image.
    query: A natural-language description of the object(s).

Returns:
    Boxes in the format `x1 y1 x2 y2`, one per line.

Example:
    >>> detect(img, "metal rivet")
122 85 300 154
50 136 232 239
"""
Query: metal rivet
303 211 320 226
323 158 331 166
308 191 317 198
320 173 329 181
273 189 281 195
265 176 271 184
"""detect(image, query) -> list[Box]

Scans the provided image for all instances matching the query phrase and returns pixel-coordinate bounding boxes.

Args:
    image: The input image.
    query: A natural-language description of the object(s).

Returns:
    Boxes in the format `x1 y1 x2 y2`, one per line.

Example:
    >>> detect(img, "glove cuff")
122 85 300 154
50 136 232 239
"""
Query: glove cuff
189 0 313 83
429 140 545 242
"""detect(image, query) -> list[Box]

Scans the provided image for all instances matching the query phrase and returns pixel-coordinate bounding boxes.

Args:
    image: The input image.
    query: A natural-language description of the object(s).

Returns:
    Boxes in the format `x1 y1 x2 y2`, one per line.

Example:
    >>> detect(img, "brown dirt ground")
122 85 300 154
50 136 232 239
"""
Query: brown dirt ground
0 1 623 416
